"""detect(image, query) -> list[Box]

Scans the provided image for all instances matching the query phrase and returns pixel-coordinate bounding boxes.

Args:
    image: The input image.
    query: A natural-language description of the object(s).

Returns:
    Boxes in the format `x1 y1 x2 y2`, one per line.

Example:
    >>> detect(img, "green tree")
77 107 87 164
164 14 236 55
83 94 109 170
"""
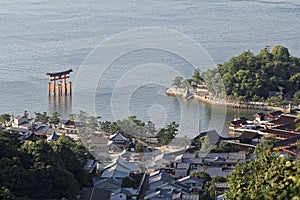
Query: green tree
0 186 16 200
204 68 226 98
145 121 156 135
100 120 112 133
52 138 91 187
23 110 29 119
293 90 300 104
182 78 193 88
114 116 147 137
190 171 211 184
190 171 215 199
69 114 75 121
0 129 85 200
22 140 60 168
122 173 143 189
157 121 179 146
0 130 20 148
49 112 60 126
217 46 300 102
226 145 300 199
296 113 300 131
135 143 144 153
172 76 184 88
212 141 239 153
212 175 227 183
257 46 272 62
86 116 98 130
34 112 49 124
192 68 204 88
271 45 290 62
199 135 212 153
267 96 282 106
0 113 10 127
111 122 121 134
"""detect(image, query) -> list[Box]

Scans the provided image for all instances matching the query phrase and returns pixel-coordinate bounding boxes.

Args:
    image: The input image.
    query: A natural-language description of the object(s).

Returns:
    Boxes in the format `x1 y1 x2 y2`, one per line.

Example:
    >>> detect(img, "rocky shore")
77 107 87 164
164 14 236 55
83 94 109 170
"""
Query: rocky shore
166 88 290 112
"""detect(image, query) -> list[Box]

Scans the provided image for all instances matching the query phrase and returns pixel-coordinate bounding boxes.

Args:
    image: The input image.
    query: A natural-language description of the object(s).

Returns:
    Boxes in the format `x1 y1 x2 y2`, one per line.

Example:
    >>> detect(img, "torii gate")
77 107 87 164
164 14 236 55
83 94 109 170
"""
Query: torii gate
46 69 73 95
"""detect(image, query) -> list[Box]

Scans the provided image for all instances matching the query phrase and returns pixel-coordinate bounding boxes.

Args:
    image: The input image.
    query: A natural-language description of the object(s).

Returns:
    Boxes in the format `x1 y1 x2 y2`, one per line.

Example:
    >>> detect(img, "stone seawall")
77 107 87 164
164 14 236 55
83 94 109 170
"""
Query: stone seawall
166 88 289 112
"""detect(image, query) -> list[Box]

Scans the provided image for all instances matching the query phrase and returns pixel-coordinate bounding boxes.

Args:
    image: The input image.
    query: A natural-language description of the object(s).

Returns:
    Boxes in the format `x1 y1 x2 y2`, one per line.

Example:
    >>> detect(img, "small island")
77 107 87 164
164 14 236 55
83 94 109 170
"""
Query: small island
167 45 300 113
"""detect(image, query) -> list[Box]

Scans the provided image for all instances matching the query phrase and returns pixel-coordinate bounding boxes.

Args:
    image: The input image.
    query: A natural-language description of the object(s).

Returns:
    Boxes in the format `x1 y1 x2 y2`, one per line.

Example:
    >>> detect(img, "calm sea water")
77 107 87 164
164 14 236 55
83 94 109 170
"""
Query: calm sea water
0 0 299 136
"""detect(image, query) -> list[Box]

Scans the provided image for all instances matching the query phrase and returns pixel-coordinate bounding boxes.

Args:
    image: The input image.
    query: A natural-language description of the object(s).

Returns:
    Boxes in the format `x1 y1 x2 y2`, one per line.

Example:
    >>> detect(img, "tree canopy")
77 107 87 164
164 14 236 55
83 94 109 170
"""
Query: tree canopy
34 112 49 124
226 144 300 199
156 121 179 145
49 112 60 126
0 129 91 200
172 76 184 88
296 113 300 131
218 46 300 101
0 113 10 127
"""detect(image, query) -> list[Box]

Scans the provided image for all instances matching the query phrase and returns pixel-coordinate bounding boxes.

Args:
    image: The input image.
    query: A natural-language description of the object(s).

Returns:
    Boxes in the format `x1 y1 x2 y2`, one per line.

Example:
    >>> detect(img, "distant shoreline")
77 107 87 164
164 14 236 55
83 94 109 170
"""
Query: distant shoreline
166 87 290 113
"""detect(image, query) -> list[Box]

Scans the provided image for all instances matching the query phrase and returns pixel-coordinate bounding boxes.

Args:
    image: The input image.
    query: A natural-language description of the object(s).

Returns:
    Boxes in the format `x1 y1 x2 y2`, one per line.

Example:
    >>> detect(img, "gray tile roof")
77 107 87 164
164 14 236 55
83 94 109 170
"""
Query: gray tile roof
191 167 233 177
110 132 129 141
176 163 190 169
149 170 173 185
177 176 203 184
183 153 196 159
90 188 111 200
93 177 122 187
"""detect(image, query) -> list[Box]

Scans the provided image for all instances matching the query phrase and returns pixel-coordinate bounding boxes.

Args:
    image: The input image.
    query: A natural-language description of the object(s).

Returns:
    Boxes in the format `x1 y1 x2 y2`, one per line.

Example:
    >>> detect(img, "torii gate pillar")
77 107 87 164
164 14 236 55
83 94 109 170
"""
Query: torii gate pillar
46 69 73 96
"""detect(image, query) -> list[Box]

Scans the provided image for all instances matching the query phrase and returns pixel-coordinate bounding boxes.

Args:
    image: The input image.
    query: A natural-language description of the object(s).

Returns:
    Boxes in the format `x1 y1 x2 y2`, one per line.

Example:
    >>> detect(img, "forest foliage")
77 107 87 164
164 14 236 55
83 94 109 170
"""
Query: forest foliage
218 45 300 102
226 143 300 199
174 46 300 103
73 111 178 147
0 129 92 200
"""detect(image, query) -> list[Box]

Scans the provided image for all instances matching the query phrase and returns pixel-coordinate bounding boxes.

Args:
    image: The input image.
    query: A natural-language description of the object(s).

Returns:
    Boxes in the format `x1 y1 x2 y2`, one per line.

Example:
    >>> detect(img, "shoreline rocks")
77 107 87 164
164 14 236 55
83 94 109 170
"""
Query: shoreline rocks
166 87 289 112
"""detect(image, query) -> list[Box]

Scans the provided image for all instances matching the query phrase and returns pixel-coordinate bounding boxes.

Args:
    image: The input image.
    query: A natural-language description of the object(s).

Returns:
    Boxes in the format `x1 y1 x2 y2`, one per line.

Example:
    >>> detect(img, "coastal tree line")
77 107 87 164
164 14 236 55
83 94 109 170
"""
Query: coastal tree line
0 111 179 148
218 45 300 102
71 111 179 147
172 45 300 103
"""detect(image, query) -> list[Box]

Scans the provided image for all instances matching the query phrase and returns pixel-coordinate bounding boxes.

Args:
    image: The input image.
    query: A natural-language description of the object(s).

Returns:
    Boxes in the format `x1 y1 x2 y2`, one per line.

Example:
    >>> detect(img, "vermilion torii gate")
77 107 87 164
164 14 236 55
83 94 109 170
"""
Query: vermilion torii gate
46 69 73 95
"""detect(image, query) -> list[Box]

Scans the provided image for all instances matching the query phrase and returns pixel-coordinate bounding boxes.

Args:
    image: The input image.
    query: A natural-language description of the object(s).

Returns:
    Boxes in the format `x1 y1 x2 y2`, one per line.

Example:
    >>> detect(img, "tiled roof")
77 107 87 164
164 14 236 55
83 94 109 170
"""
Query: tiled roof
176 163 190 169
191 167 233 177
272 114 298 130
268 111 283 117
149 170 173 185
101 156 139 179
275 135 300 147
10 127 28 133
110 132 129 141
177 176 203 184
145 189 172 200
238 131 260 140
90 188 111 200
94 177 122 187
183 153 196 159
262 128 299 137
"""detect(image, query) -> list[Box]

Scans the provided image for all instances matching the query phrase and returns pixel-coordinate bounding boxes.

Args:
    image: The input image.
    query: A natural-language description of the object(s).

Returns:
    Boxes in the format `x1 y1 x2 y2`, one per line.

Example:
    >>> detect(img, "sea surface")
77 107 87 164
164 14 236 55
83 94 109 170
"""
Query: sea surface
0 0 299 137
